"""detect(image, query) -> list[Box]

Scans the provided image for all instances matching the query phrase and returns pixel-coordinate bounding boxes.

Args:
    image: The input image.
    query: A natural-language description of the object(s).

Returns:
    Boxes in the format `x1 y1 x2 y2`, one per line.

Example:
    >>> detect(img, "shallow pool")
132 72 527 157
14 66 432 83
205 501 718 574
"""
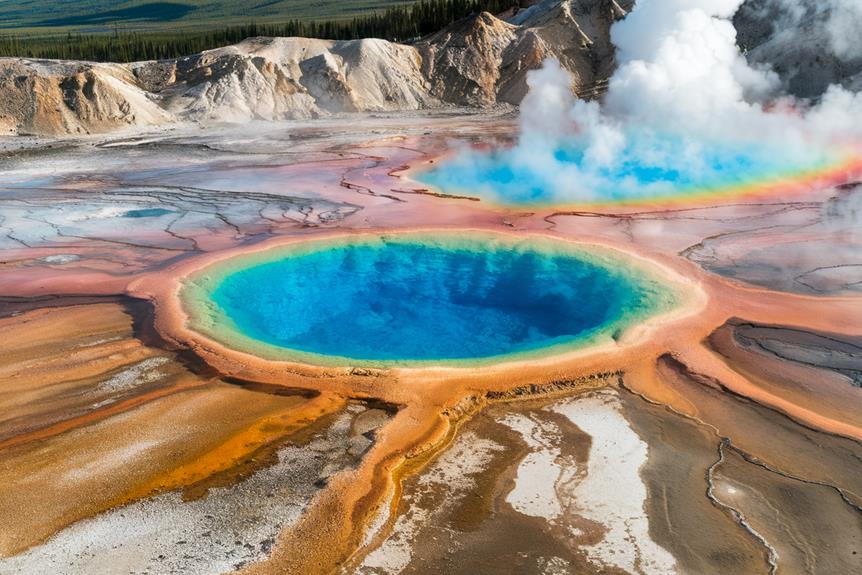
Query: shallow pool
418 132 840 205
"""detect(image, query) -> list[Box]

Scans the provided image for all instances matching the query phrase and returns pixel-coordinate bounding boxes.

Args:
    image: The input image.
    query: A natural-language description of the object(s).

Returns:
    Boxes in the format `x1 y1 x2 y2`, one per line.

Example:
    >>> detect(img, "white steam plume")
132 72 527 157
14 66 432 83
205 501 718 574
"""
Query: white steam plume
599 0 862 142
428 0 862 204
741 0 862 62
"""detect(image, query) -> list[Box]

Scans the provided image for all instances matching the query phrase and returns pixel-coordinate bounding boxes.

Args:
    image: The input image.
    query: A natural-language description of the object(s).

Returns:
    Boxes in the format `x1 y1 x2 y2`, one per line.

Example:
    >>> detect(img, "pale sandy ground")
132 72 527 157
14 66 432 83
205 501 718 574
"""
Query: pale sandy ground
0 405 388 575
547 392 678 574
356 431 506 574
485 391 678 574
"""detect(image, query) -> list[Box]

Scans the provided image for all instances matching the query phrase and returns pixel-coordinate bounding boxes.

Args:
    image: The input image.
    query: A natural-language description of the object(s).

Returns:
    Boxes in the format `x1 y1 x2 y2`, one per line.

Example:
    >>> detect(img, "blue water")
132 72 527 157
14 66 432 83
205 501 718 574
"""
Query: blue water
419 133 830 204
210 238 655 362
122 208 174 218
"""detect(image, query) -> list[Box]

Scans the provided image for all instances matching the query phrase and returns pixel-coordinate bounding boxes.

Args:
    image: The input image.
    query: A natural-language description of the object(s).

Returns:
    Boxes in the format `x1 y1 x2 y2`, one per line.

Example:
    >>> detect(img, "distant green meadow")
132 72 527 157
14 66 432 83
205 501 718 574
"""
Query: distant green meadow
0 1 410 33
0 0 515 62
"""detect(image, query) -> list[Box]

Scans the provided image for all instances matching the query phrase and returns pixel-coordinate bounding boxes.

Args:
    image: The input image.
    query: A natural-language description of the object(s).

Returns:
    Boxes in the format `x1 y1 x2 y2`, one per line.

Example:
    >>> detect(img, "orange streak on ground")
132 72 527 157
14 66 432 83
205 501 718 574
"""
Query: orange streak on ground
240 402 459 575
0 380 338 557
117 392 347 505
623 359 698 416
0 303 208 449
676 344 862 441
0 378 209 452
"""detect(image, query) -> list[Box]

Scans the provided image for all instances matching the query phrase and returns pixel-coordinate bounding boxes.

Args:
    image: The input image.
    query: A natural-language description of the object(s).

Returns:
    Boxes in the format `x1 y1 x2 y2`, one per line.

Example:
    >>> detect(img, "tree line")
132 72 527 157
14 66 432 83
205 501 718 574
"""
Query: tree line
0 0 518 63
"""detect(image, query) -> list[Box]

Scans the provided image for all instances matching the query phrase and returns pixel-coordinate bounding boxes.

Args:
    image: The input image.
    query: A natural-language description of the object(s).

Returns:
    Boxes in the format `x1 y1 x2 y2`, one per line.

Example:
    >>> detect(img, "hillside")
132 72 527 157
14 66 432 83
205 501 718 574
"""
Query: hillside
0 0 856 137
0 0 631 136
0 0 415 34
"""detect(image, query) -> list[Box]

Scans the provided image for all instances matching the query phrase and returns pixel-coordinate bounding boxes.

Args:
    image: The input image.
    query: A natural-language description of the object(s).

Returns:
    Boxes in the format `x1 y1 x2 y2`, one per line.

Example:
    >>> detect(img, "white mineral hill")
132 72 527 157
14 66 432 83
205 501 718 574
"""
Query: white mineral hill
0 0 631 136
0 0 853 136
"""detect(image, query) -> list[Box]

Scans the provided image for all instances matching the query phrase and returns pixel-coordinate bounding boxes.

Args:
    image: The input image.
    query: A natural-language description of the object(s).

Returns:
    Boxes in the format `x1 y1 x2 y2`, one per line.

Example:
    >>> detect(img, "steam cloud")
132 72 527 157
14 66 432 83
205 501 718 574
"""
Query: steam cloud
739 0 862 62
430 0 862 204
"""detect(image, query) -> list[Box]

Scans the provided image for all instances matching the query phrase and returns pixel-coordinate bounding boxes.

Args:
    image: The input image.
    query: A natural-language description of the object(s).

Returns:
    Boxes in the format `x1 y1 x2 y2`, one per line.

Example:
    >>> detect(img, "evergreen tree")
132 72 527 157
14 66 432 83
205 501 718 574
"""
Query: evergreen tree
0 0 518 62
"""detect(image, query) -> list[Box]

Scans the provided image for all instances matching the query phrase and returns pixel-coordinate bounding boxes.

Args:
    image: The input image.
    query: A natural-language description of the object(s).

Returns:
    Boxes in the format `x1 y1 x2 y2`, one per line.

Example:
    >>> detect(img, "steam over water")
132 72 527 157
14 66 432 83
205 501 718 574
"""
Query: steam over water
423 0 862 206
419 132 839 205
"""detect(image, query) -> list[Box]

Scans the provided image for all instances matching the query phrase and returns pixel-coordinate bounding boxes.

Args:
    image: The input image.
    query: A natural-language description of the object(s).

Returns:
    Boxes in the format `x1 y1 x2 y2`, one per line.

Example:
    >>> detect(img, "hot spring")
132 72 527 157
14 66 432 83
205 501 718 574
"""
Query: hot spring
182 232 677 367
418 132 849 205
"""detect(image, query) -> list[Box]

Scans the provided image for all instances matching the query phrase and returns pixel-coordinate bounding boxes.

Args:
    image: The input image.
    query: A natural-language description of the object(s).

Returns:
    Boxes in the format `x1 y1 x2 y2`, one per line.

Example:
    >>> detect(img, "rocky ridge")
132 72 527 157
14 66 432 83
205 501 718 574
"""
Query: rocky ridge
0 0 631 136
1 0 850 137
